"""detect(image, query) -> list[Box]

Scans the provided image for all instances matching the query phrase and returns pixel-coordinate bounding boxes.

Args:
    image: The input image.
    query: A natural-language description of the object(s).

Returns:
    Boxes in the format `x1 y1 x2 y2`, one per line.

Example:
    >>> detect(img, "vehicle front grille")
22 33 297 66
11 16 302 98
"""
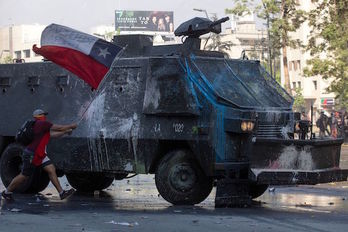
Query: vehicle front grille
256 124 283 138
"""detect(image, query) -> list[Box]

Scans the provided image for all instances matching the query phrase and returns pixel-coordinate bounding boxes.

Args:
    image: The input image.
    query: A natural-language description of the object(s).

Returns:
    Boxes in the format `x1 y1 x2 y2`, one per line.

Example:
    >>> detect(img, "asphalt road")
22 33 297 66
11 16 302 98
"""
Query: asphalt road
1 146 348 232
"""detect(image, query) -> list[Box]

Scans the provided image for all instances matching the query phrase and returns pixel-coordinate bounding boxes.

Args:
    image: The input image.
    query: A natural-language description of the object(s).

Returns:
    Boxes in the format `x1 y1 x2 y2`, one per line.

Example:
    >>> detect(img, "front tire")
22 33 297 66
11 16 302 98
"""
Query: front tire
155 150 213 205
66 172 114 192
249 183 268 199
0 143 49 193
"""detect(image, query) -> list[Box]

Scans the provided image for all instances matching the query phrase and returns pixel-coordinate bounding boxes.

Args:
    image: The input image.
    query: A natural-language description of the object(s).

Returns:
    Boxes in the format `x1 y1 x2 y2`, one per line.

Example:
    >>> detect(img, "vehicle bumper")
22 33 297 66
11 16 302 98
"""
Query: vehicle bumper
250 168 348 185
249 137 347 185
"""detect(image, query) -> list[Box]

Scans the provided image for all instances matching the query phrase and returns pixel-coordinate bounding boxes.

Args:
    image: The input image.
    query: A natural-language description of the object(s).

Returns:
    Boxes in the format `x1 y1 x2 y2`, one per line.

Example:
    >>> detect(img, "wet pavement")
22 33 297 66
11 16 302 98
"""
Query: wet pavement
1 145 348 232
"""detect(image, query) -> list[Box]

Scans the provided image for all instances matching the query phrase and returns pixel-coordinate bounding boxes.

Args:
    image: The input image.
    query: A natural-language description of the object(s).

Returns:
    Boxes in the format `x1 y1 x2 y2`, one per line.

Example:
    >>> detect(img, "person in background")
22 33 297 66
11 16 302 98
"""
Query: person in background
1 109 77 201
157 18 166 31
164 14 174 32
316 111 329 138
149 15 158 31
330 112 338 138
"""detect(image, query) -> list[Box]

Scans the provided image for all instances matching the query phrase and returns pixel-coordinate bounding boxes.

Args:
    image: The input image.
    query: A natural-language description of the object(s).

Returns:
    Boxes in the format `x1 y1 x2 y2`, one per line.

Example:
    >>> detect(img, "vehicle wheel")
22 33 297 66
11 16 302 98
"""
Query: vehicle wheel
0 143 49 193
155 149 213 205
0 136 5 153
249 183 268 199
66 172 114 192
26 168 50 193
114 173 128 180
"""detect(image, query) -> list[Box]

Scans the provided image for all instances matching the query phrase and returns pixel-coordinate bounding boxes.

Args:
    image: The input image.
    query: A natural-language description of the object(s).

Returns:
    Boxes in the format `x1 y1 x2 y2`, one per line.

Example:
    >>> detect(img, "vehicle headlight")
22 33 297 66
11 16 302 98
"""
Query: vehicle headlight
241 121 248 131
241 121 254 132
247 121 255 131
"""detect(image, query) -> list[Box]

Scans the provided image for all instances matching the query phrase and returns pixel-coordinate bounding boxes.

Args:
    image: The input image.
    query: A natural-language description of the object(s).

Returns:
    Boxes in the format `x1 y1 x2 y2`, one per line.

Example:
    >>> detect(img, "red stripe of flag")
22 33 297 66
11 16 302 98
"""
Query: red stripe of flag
33 45 108 89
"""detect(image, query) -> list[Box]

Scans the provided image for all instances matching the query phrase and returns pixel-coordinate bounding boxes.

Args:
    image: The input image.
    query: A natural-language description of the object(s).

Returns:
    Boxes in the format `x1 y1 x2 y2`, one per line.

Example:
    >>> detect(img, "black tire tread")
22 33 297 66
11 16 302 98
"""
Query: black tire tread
155 149 213 205
66 172 114 192
0 143 49 193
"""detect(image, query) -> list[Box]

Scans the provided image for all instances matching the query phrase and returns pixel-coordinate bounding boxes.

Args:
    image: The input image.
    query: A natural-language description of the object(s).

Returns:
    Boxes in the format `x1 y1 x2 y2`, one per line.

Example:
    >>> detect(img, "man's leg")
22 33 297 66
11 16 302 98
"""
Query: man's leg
6 174 29 192
42 161 75 200
2 151 34 200
43 163 63 194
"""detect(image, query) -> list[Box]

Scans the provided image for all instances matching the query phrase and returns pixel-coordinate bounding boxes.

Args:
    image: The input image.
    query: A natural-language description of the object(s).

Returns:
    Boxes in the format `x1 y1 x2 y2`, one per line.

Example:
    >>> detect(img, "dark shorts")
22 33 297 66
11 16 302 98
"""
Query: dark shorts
21 149 52 177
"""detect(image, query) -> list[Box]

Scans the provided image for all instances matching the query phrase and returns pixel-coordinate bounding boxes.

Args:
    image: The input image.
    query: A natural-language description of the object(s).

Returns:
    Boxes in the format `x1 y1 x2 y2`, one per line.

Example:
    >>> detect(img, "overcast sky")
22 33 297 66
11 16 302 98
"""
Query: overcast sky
0 0 238 33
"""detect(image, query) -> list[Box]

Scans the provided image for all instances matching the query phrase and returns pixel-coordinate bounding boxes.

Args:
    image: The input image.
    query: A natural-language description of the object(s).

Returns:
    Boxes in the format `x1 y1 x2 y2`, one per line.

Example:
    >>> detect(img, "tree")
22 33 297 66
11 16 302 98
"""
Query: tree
202 14 235 56
226 0 306 95
1 55 12 64
293 87 305 112
304 0 348 109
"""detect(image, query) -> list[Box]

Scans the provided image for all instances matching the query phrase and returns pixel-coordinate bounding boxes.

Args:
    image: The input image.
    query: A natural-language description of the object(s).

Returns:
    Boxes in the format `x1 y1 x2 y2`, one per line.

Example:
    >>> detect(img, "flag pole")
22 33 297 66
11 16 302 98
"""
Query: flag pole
76 45 128 124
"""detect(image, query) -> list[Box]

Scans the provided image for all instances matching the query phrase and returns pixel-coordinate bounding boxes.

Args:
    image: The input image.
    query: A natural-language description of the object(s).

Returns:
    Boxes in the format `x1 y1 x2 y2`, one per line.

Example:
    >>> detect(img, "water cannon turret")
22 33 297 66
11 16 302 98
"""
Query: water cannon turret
174 17 229 38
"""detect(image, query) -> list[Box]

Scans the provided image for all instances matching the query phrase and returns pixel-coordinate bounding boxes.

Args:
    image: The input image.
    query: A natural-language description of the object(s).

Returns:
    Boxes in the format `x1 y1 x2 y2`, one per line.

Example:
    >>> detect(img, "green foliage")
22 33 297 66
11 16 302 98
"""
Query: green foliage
262 59 281 83
226 0 306 94
226 0 306 49
305 0 348 109
1 55 12 64
225 0 252 16
293 87 305 112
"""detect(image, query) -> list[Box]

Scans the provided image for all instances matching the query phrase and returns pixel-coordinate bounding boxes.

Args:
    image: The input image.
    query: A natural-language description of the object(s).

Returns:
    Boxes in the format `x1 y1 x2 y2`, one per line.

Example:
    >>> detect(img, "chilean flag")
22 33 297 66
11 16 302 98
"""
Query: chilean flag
33 24 122 89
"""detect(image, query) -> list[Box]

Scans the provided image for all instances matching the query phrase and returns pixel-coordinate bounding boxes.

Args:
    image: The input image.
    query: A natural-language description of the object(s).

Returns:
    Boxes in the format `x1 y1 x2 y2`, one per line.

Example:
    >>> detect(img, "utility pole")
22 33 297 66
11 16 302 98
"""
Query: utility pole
193 8 209 19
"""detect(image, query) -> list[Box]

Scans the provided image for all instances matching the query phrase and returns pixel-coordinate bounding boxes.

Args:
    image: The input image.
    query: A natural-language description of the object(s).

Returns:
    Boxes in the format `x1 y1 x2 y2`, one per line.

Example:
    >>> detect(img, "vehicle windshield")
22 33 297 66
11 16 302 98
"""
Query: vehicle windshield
190 57 292 108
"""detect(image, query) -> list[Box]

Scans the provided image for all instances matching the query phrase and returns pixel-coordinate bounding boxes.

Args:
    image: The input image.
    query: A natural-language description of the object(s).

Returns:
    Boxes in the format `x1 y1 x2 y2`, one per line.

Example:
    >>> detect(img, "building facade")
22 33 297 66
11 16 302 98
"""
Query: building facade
201 13 268 61
280 0 336 119
0 24 46 63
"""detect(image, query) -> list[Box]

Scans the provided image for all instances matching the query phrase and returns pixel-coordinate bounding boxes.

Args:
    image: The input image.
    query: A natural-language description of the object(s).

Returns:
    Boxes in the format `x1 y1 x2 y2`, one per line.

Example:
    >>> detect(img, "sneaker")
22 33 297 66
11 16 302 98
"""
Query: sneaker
59 189 75 200
1 190 14 201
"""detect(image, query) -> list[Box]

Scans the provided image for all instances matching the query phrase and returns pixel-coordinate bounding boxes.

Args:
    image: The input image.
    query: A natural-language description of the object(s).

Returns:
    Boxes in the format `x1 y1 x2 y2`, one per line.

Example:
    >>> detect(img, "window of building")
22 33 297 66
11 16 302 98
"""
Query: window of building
23 49 30 58
297 60 301 70
298 81 301 89
292 82 296 89
14 51 21 59
293 61 297 71
313 80 317 90
289 61 292 71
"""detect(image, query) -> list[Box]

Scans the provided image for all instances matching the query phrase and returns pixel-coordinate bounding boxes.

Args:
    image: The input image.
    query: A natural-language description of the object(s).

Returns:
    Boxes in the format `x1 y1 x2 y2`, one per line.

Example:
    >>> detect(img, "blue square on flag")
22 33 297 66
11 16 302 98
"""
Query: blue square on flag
90 39 123 68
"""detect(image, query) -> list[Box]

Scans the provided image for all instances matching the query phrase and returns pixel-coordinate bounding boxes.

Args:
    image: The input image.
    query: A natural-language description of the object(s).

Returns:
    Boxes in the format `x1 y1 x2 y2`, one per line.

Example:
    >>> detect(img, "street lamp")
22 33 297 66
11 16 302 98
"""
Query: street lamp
193 8 209 19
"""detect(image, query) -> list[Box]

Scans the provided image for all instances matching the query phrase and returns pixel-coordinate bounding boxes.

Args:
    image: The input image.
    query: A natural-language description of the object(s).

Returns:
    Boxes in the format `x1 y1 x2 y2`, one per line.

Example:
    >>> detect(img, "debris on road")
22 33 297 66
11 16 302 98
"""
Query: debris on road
27 203 39 205
10 208 22 212
268 187 275 193
105 220 139 227
295 202 312 207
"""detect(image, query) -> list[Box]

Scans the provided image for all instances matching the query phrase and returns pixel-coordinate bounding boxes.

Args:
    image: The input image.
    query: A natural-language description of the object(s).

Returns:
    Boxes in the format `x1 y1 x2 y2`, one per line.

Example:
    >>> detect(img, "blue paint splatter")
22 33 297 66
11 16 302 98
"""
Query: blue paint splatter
179 57 226 162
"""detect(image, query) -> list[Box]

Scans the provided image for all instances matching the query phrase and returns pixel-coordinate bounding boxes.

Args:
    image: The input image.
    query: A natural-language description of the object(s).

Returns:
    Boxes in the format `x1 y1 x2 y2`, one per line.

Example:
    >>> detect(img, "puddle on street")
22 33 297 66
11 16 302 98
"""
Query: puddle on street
2 174 348 214
258 187 348 213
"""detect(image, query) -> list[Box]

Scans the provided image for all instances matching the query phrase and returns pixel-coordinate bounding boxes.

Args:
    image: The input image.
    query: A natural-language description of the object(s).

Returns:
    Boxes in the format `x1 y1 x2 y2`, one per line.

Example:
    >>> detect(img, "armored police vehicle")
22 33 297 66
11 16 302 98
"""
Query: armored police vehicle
0 17 347 206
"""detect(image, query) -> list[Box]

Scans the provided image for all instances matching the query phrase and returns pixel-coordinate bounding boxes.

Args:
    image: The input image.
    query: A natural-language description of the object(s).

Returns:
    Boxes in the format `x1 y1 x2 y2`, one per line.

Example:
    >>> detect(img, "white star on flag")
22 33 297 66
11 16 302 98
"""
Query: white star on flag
98 47 111 58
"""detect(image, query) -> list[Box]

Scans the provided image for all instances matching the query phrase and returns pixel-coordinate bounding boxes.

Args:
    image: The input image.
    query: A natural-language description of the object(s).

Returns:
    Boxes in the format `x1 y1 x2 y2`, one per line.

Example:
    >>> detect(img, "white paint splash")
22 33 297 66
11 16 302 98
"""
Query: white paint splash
269 145 314 170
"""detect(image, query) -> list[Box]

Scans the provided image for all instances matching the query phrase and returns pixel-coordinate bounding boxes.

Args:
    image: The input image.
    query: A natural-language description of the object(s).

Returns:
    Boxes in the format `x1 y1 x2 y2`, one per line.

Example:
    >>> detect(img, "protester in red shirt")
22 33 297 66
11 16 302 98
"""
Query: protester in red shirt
2 109 77 201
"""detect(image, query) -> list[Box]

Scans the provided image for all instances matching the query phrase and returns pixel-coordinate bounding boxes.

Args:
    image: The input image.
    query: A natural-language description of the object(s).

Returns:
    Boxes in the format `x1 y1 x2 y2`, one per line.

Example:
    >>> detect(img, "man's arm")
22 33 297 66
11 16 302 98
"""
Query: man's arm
51 123 77 131
50 129 73 138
